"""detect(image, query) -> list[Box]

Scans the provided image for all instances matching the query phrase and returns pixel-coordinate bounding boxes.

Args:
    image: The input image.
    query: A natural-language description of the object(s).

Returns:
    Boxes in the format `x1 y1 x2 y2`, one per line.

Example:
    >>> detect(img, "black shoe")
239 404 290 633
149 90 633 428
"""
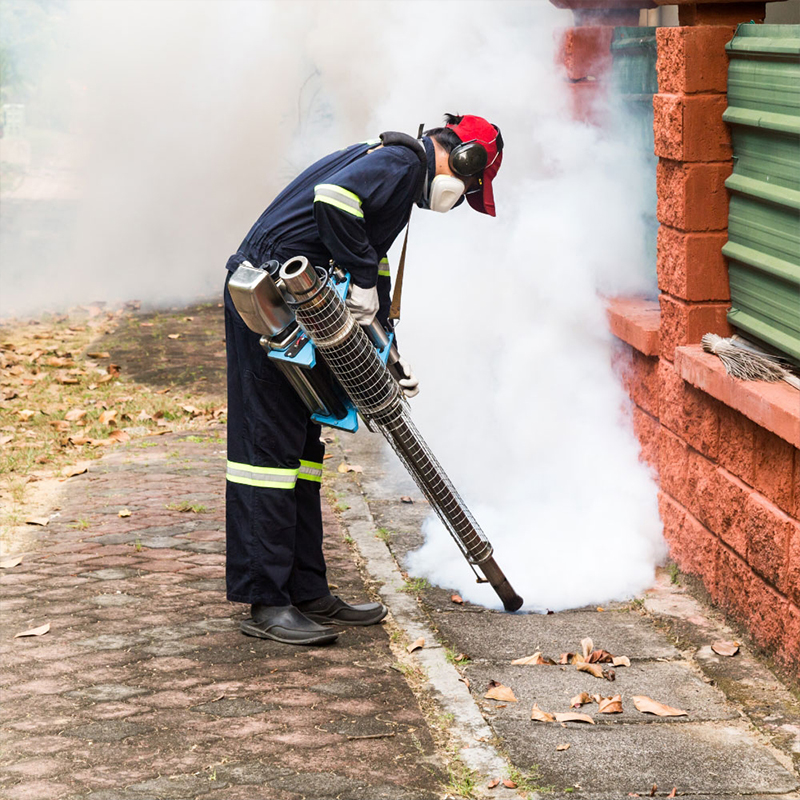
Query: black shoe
295 594 388 627
241 605 339 645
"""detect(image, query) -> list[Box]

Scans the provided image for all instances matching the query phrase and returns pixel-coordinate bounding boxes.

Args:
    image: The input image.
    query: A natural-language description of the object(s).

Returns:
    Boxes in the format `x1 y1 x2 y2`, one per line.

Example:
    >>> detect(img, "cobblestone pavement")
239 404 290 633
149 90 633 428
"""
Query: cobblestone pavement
0 427 443 800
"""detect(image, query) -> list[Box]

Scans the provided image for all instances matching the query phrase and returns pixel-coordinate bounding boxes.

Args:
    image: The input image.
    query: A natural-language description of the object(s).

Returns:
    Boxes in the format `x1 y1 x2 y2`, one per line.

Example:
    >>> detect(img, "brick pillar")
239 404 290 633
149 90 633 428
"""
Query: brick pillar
550 0 655 125
653 22 738 360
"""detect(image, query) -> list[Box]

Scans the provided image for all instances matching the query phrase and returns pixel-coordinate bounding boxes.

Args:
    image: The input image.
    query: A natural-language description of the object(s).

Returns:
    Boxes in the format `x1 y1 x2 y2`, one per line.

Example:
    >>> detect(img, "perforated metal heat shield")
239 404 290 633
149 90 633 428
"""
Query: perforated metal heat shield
279 257 522 612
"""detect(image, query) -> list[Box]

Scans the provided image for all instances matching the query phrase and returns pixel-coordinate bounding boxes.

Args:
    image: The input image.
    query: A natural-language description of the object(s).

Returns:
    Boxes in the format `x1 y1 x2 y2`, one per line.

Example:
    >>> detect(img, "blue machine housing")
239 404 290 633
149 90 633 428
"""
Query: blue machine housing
267 272 394 433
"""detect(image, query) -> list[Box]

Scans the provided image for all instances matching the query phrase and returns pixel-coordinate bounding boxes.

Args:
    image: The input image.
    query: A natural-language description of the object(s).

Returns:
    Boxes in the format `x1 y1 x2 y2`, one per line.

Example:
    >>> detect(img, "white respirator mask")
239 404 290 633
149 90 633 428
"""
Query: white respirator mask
427 174 466 213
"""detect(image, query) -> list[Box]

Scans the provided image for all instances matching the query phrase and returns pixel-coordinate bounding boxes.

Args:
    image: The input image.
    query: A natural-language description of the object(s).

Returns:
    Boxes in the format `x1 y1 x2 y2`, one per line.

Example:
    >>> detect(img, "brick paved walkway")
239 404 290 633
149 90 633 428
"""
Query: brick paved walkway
0 427 442 800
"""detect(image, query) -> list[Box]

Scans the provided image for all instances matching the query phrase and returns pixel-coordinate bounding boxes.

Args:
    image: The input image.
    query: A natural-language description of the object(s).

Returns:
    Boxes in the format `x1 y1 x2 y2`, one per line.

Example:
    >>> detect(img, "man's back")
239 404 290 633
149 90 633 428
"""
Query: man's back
227 140 425 289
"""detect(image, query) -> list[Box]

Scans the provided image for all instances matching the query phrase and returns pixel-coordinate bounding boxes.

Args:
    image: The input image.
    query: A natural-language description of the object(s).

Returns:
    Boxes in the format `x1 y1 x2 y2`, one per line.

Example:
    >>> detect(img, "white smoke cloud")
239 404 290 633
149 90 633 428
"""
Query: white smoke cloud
1 0 665 609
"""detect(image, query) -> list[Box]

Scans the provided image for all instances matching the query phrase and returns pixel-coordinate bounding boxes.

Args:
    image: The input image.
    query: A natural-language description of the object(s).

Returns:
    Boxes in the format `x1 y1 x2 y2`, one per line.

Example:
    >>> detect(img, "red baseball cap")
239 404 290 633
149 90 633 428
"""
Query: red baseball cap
446 114 504 217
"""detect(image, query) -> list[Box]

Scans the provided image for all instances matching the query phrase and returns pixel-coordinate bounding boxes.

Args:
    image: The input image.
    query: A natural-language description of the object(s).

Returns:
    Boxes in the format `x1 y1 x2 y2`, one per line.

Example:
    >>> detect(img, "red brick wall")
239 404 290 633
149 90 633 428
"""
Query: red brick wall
615 340 800 676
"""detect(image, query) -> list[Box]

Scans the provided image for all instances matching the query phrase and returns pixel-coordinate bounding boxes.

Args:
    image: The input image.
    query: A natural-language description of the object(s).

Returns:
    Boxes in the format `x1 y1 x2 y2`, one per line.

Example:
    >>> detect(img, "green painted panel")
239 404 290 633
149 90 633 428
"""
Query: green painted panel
725 23 800 364
611 26 658 288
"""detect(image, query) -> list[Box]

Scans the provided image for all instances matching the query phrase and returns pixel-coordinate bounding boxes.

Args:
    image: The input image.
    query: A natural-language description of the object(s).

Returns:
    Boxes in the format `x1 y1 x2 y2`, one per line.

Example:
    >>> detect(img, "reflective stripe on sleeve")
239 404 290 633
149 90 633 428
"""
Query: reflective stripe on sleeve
378 257 390 277
298 459 324 483
314 184 364 218
226 460 298 489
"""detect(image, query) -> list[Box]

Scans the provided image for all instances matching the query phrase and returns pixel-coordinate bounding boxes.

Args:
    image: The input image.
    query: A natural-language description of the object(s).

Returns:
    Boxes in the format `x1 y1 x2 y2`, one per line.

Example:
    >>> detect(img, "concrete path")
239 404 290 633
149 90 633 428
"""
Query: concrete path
2 419 799 799
330 424 800 799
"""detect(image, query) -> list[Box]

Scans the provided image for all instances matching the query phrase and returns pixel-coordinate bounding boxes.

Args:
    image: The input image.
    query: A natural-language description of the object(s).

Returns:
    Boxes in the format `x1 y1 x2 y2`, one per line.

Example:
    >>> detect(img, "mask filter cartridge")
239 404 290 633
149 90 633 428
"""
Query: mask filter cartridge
428 174 466 213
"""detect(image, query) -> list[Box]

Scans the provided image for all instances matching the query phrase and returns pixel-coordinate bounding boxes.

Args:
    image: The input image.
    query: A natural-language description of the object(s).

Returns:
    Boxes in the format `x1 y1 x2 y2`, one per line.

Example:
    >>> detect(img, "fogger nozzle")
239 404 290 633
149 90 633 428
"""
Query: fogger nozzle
280 256 320 297
279 257 524 612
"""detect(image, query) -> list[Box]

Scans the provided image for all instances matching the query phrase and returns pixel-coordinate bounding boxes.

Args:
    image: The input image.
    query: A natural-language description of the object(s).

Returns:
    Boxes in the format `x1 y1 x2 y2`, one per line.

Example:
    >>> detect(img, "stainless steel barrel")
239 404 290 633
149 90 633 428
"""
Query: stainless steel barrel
279 256 523 612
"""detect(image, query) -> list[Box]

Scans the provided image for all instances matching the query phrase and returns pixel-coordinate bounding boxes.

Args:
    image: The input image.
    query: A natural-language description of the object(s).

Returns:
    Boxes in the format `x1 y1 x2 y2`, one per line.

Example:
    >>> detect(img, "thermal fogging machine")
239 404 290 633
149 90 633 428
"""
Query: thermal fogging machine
228 257 523 612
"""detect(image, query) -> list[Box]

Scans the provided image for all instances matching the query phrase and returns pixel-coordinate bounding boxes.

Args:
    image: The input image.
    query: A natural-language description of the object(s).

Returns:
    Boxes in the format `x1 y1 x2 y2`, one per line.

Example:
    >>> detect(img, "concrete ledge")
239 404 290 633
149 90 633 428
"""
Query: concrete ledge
607 297 661 356
675 344 800 447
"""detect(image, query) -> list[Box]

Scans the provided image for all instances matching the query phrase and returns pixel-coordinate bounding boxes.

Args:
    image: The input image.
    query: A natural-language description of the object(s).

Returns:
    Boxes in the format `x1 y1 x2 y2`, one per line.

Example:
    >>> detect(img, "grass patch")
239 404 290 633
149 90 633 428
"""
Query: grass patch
668 561 681 585
402 577 429 594
444 647 471 666
444 759 478 799
166 501 208 513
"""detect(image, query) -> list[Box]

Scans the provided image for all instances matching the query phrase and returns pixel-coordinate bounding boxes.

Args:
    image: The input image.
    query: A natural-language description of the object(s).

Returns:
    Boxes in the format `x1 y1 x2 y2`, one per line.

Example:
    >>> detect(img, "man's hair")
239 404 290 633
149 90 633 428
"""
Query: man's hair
423 113 463 153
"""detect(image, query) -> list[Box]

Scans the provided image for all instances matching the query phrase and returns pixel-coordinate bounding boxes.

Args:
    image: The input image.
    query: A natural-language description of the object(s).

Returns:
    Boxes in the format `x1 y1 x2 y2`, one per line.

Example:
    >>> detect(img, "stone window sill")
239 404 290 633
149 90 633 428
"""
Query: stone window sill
606 297 661 357
676 345 800 447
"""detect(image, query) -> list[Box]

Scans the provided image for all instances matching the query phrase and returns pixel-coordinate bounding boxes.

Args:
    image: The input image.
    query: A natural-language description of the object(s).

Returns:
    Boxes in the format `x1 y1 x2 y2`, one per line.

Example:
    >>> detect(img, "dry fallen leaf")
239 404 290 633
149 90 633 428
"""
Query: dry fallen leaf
99 410 117 425
711 640 739 657
556 743 571 752
649 785 657 797
597 694 623 714
109 430 131 443
484 681 517 702
400 496 413 503
559 652 575 665
581 637 594 659
337 462 363 473
502 779 517 789
588 649 614 663
530 703 555 722
118 508 132 518
15 622 50 638
554 711 595 724
18 409 36 421
487 778 500 789
576 662 604 679
451 594 463 605
632 696 688 717
167 333 181 339
406 637 424 653
25 516 50 527
612 656 631 667
512 652 555 666
570 692 593 708
136 410 153 422
0 556 23 569
61 464 88 478
107 364 120 376
65 408 87 422
0 434 13 446
86 351 110 359
666 788 677 798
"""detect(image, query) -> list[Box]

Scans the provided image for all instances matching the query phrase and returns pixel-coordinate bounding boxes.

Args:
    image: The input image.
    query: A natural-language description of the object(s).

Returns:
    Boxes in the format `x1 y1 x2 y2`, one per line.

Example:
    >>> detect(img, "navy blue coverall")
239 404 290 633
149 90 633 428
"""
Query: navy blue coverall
225 137 430 607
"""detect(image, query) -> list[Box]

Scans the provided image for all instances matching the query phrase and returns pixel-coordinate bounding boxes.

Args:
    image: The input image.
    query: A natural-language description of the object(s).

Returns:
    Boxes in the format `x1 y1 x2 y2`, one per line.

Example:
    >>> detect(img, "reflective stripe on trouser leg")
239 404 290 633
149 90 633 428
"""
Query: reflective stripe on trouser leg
226 461 298 489
297 459 323 483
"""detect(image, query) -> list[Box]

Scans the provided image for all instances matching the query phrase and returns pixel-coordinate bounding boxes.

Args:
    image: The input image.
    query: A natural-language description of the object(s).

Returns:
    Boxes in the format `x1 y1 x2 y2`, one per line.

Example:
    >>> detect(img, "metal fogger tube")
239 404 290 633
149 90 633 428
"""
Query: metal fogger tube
279 256 523 612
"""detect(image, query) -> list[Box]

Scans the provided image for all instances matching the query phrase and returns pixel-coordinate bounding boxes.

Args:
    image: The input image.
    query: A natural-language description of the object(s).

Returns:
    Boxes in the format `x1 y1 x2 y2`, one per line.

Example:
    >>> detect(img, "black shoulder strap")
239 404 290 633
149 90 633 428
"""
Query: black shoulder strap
378 131 427 169
379 131 428 206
